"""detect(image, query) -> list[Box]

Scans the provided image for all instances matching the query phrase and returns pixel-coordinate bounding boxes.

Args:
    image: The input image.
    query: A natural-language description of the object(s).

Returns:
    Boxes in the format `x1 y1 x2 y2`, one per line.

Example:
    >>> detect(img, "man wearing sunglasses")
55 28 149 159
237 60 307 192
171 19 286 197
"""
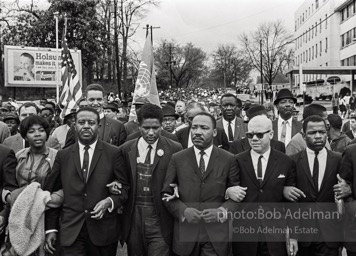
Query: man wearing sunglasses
230 115 298 256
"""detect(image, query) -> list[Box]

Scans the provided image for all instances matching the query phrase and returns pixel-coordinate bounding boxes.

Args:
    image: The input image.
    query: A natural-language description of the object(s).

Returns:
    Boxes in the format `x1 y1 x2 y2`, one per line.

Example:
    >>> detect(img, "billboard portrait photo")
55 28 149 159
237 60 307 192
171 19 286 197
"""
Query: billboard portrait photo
4 45 82 88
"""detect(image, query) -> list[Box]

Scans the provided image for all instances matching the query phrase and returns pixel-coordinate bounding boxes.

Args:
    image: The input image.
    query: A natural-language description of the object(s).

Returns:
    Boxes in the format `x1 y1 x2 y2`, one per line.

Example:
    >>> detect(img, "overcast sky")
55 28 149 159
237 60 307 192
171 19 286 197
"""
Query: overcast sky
131 0 306 54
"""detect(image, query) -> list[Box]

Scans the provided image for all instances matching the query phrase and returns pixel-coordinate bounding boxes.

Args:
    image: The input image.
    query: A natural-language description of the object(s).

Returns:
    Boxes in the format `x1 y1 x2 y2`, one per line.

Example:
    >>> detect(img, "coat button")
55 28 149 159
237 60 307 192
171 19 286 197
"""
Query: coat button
85 210 88 213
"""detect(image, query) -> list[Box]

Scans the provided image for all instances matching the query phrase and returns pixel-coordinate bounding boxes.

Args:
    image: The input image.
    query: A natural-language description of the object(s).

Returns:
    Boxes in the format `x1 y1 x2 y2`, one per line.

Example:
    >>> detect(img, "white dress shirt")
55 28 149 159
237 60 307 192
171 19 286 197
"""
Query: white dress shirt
193 144 213 170
222 117 236 140
277 116 293 146
188 129 194 148
306 147 327 191
78 140 98 173
137 137 158 164
250 147 271 180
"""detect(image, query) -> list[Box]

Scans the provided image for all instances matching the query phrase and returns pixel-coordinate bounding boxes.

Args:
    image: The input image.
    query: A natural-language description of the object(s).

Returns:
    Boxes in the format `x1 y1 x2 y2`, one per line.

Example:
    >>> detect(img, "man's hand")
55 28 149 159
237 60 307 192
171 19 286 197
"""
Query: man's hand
201 208 221 223
91 198 112 219
283 186 306 202
106 181 122 195
287 238 298 256
225 186 247 202
162 184 179 202
44 232 57 254
333 174 352 199
0 216 5 234
183 208 202 223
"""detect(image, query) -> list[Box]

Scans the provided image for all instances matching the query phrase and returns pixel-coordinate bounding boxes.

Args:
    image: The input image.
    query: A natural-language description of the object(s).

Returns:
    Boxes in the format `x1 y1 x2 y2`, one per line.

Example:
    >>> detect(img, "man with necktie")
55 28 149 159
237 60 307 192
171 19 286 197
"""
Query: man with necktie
217 93 247 142
228 115 298 256
284 115 347 256
116 103 182 256
272 89 302 147
163 112 239 256
44 107 130 256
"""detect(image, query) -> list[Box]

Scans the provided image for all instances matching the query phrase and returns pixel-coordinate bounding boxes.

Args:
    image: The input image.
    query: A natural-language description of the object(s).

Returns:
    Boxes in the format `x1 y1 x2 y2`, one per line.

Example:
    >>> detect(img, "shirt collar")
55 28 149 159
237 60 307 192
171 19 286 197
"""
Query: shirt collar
306 146 327 156
222 117 236 127
18 147 50 160
278 116 293 126
251 146 271 159
78 139 98 151
193 144 213 159
138 137 159 152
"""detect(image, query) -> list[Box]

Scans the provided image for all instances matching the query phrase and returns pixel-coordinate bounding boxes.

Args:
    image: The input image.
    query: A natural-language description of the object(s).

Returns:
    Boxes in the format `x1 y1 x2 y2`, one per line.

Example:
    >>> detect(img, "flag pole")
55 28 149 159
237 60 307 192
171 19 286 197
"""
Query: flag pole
54 12 59 103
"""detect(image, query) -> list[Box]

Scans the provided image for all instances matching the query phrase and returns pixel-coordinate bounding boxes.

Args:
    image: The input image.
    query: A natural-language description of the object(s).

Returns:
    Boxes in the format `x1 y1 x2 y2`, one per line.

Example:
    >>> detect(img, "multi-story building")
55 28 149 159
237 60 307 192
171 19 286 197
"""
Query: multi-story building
293 0 356 94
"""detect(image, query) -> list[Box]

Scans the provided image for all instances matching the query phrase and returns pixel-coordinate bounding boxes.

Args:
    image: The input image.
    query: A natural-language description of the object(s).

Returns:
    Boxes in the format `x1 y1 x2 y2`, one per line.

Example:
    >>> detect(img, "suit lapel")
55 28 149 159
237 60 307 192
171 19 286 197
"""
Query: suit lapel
261 150 278 187
187 147 200 179
182 128 189 148
72 143 84 182
87 140 103 182
101 116 112 143
203 146 219 180
128 139 138 197
300 150 317 191
272 120 278 141
151 137 165 173
243 151 260 188
319 150 335 192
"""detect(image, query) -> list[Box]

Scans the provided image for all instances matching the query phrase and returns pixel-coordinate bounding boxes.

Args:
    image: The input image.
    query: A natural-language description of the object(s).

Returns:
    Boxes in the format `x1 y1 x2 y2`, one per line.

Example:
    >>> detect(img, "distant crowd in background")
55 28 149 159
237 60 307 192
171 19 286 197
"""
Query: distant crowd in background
1 84 356 256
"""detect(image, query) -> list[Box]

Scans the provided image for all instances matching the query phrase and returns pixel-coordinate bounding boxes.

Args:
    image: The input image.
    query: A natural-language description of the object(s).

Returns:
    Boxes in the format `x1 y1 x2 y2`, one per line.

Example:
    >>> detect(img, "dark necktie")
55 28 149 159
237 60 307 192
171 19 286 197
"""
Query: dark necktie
228 121 234 142
144 145 152 164
82 145 90 182
313 151 319 191
199 151 205 177
257 155 263 185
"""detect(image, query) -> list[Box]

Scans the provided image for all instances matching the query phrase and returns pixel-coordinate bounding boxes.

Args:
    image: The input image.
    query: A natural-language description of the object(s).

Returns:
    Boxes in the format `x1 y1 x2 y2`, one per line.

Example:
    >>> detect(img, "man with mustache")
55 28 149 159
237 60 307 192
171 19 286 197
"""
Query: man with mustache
217 93 247 142
272 89 302 147
44 107 129 256
162 112 239 256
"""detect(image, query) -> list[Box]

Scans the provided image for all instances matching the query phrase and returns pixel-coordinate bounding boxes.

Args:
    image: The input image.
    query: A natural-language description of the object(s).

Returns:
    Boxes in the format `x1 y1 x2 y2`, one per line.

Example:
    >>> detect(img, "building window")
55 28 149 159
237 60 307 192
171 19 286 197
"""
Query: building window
309 48 311 61
312 46 314 59
316 43 318 57
303 52 305 62
312 25 314 38
341 34 345 48
320 41 322 56
325 37 328 52
325 14 327 29
320 19 322 32
316 0 319 9
315 22 317 36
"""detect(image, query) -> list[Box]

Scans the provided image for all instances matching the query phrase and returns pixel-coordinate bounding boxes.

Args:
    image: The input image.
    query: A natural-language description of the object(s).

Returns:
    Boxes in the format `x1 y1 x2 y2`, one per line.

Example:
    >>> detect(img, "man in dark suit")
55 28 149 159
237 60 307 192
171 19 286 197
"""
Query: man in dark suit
3 102 60 152
162 112 239 256
116 103 182 256
176 102 229 150
64 84 126 148
227 115 298 256
44 107 130 256
216 93 247 142
338 143 356 256
126 128 178 142
0 145 17 245
272 89 302 147
229 104 285 155
285 115 344 256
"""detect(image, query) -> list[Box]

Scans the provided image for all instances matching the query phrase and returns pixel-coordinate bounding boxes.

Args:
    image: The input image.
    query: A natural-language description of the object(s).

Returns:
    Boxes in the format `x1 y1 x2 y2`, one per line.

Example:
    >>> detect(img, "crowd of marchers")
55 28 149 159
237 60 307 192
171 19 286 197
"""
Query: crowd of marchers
1 84 356 256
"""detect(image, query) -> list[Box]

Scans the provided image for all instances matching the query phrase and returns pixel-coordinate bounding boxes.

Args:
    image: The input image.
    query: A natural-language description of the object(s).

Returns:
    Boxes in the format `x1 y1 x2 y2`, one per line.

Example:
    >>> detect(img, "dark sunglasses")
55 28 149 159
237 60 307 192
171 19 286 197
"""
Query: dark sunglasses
246 130 270 139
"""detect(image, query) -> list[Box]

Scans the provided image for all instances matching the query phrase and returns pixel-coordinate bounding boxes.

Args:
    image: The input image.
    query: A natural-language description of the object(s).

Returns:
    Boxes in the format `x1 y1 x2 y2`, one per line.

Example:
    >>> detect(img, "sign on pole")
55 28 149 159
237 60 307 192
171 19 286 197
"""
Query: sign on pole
4 45 82 88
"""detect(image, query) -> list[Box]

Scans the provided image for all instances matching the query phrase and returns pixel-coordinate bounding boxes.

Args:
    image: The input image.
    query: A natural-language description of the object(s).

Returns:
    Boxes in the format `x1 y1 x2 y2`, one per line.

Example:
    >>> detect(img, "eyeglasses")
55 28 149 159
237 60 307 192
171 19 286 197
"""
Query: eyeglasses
246 130 270 139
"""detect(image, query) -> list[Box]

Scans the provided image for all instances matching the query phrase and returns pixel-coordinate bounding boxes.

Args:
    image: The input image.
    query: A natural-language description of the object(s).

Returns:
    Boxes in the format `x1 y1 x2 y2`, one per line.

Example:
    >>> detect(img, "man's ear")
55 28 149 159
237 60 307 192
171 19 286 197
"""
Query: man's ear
301 131 306 140
213 128 217 138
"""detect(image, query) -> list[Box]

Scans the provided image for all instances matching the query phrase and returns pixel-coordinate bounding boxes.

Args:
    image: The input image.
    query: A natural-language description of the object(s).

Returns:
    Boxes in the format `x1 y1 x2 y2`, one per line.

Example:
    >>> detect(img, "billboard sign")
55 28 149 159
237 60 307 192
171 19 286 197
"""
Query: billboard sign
4 45 82 88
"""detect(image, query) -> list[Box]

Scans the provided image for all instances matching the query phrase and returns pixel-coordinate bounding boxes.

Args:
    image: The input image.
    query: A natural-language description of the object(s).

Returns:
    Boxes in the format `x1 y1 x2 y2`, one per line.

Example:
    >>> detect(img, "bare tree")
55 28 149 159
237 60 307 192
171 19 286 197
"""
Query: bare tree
239 20 294 85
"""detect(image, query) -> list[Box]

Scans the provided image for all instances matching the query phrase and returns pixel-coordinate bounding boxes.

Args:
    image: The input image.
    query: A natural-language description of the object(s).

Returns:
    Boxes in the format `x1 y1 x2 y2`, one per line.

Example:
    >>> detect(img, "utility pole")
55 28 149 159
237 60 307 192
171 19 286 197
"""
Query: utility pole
165 44 176 88
113 0 121 99
260 40 264 105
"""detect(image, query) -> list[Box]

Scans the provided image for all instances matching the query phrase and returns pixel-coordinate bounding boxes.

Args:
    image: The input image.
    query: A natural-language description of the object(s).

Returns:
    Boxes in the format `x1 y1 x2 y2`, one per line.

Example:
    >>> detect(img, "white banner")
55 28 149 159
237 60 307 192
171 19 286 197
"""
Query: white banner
4 45 82 88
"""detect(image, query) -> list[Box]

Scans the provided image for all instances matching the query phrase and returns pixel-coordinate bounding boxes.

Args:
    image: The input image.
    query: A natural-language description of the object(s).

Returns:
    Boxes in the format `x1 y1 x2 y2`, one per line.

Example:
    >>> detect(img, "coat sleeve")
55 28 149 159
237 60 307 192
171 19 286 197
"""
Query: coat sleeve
220 156 239 213
162 156 188 222
2 149 18 192
340 146 355 197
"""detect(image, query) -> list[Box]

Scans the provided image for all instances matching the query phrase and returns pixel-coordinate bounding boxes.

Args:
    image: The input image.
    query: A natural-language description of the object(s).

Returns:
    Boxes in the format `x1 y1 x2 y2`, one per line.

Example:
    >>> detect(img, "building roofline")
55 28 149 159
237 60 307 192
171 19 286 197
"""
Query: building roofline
335 0 354 12
286 66 356 75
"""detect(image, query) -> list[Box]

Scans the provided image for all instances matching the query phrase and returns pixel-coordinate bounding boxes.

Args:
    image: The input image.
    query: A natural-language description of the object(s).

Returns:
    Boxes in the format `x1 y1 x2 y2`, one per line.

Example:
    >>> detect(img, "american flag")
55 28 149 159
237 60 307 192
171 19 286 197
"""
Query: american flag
59 33 82 118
